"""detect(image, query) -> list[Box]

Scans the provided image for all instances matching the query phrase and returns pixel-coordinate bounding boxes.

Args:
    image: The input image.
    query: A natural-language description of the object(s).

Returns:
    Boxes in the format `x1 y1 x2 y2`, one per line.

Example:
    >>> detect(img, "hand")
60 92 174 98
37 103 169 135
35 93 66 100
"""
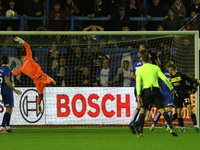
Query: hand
83 80 89 84
106 81 112 84
138 98 143 105
96 77 100 81
164 15 168 19
14 37 22 42
90 14 95 18
117 69 122 74
178 14 183 17
171 89 177 94
147 15 151 20
70 10 74 14
55 13 60 18
36 11 41 16
14 89 22 95
93 83 98 86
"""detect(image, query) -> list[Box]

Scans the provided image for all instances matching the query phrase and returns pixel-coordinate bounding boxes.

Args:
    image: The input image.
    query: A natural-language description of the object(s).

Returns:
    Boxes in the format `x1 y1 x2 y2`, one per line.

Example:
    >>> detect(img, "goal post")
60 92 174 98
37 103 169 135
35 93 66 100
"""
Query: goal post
0 31 199 127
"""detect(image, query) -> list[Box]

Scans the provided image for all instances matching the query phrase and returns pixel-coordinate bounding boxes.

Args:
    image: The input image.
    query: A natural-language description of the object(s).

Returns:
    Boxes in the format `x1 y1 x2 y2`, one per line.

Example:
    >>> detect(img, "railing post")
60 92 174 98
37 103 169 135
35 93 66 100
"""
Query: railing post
70 16 75 31
20 16 24 31
46 0 49 27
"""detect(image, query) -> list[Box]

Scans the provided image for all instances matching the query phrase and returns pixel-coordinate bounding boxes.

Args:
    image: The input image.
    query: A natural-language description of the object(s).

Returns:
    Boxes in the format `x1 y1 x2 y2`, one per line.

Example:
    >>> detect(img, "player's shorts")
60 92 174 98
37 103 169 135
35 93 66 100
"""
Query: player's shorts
174 93 191 108
141 87 165 110
2 94 14 108
34 73 54 94
161 91 174 108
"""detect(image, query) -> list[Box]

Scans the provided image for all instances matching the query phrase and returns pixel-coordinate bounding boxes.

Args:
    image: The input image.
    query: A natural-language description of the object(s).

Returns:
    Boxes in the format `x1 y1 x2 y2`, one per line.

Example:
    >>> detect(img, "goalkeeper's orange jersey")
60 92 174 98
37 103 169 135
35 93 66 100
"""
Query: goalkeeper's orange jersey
12 42 43 81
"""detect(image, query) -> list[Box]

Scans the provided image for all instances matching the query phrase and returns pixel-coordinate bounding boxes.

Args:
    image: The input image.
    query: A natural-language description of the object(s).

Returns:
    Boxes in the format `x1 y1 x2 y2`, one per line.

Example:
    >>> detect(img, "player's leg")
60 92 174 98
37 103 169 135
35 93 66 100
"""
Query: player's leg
145 103 153 121
153 88 177 136
129 89 140 134
149 111 161 131
176 108 185 132
186 104 199 132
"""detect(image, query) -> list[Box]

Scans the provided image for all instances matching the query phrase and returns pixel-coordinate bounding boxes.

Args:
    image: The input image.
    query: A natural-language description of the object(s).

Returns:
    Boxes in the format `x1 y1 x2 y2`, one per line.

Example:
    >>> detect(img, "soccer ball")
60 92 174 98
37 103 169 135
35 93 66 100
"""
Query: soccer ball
6 9 15 18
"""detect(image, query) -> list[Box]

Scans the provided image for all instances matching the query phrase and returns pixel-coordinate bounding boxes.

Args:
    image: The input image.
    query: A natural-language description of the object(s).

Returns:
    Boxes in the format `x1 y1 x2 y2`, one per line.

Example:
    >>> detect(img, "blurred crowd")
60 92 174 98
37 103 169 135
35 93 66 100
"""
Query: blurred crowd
0 0 199 31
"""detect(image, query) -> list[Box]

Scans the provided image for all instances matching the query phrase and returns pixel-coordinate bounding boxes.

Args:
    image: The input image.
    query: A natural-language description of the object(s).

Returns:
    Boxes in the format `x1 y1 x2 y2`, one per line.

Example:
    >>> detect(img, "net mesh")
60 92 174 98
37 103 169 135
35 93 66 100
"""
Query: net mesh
0 32 197 126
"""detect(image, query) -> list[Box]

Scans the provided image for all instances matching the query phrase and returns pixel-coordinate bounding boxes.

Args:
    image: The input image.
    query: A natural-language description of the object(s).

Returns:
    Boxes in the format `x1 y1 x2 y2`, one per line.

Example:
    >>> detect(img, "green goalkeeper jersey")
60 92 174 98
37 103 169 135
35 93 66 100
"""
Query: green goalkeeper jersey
136 63 173 96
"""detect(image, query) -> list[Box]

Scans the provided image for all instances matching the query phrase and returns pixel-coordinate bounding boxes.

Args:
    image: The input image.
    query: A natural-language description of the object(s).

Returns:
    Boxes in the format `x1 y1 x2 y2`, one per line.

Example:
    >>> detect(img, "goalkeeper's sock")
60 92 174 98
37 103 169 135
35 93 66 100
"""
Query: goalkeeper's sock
1 112 10 128
172 113 177 122
131 108 140 123
191 114 197 125
152 112 161 126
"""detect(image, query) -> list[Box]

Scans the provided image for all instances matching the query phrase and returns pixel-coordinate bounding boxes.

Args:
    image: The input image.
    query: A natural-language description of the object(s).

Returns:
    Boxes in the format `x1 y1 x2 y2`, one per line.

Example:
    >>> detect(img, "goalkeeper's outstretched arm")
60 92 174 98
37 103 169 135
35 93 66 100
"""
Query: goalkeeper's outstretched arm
14 37 32 58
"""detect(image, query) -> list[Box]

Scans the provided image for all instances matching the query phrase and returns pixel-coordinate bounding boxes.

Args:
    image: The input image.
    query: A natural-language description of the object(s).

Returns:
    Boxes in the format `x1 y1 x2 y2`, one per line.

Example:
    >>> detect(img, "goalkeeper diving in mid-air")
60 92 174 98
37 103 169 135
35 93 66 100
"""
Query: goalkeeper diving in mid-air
13 37 56 113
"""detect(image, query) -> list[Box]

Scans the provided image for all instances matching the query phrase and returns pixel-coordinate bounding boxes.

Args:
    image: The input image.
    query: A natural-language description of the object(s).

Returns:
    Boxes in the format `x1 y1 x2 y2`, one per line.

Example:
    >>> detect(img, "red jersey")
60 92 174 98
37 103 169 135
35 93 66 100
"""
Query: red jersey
12 42 43 81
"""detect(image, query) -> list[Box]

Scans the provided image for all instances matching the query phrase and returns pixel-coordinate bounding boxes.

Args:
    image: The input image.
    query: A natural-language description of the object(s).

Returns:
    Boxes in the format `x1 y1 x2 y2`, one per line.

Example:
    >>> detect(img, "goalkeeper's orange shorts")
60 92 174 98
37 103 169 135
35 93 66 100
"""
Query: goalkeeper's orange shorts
34 73 54 94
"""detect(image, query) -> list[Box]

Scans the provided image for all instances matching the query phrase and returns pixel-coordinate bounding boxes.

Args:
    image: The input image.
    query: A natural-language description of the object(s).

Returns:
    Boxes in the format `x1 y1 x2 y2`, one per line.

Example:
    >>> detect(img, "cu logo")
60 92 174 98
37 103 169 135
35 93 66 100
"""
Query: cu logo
19 89 44 123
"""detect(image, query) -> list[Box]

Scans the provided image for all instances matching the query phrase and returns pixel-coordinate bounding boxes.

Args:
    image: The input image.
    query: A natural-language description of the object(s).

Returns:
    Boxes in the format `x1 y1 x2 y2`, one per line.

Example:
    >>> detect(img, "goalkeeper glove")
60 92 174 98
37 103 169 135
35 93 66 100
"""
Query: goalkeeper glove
14 37 25 44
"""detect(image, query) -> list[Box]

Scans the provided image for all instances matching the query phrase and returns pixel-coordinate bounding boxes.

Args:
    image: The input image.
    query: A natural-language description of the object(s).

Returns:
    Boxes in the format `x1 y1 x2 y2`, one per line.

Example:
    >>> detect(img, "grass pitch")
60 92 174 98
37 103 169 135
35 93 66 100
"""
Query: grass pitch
0 128 199 150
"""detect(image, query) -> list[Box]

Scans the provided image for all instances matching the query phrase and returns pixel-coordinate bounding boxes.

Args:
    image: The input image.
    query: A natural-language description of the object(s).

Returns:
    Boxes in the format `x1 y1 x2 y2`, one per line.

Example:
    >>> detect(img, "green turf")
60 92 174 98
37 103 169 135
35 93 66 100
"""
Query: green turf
0 128 199 150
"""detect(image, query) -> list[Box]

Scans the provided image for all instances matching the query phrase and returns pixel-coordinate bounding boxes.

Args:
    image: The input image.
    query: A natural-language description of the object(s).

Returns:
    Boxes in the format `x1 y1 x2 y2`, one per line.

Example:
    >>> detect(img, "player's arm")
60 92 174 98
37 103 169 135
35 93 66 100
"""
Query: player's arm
5 77 21 95
14 37 32 58
155 58 161 67
12 66 22 76
157 67 173 90
136 69 142 96
182 74 194 90
131 72 135 79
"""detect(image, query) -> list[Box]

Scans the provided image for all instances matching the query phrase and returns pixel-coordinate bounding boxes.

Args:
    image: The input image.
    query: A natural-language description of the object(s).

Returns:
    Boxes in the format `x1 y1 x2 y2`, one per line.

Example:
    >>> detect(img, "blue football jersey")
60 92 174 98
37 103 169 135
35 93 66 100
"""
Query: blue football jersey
0 65 13 95
161 69 171 93
131 60 143 87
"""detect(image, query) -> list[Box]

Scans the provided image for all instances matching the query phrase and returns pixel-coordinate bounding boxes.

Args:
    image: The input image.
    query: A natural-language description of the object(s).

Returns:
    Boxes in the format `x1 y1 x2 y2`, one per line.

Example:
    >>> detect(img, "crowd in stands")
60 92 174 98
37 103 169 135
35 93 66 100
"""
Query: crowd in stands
0 0 196 87
0 0 199 31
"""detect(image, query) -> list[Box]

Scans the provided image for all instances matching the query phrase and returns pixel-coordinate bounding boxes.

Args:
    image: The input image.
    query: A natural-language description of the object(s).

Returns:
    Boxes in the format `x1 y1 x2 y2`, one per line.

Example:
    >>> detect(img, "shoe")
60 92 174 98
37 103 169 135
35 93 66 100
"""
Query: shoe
195 127 199 132
180 128 186 133
145 111 151 121
5 129 13 133
162 122 167 130
37 97 41 105
128 123 136 134
149 126 155 131
170 129 178 136
38 105 43 113
133 122 140 134
137 133 143 137
166 127 170 131
0 129 7 133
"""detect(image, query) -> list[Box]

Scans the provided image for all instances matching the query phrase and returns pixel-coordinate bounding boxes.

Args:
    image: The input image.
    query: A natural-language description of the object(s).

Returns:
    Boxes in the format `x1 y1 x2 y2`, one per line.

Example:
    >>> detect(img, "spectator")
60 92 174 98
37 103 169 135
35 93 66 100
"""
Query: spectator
83 25 103 43
157 25 164 31
54 66 72 87
171 0 186 19
126 0 141 31
95 59 116 87
143 0 169 31
0 0 6 31
51 57 73 79
68 45 87 85
27 0 44 31
162 8 184 30
189 0 200 16
110 6 131 31
63 0 80 31
108 60 132 87
52 35 67 46
49 3 66 31
158 43 172 71
87 0 106 18
46 43 61 76
6 0 20 30
87 43 107 73
78 67 99 87
186 11 199 30
106 0 120 17
3 26 14 47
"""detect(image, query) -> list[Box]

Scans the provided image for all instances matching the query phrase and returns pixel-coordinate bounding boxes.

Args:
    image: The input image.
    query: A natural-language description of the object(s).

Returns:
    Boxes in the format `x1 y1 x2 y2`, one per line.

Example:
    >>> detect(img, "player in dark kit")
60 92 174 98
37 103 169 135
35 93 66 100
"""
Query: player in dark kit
167 64 199 132
0 55 22 133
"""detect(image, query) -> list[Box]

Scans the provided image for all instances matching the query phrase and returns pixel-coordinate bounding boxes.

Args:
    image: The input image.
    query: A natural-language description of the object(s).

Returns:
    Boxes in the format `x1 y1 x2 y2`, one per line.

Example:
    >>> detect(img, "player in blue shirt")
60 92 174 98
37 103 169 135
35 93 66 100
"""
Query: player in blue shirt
0 55 21 133
149 60 174 131
128 51 145 134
